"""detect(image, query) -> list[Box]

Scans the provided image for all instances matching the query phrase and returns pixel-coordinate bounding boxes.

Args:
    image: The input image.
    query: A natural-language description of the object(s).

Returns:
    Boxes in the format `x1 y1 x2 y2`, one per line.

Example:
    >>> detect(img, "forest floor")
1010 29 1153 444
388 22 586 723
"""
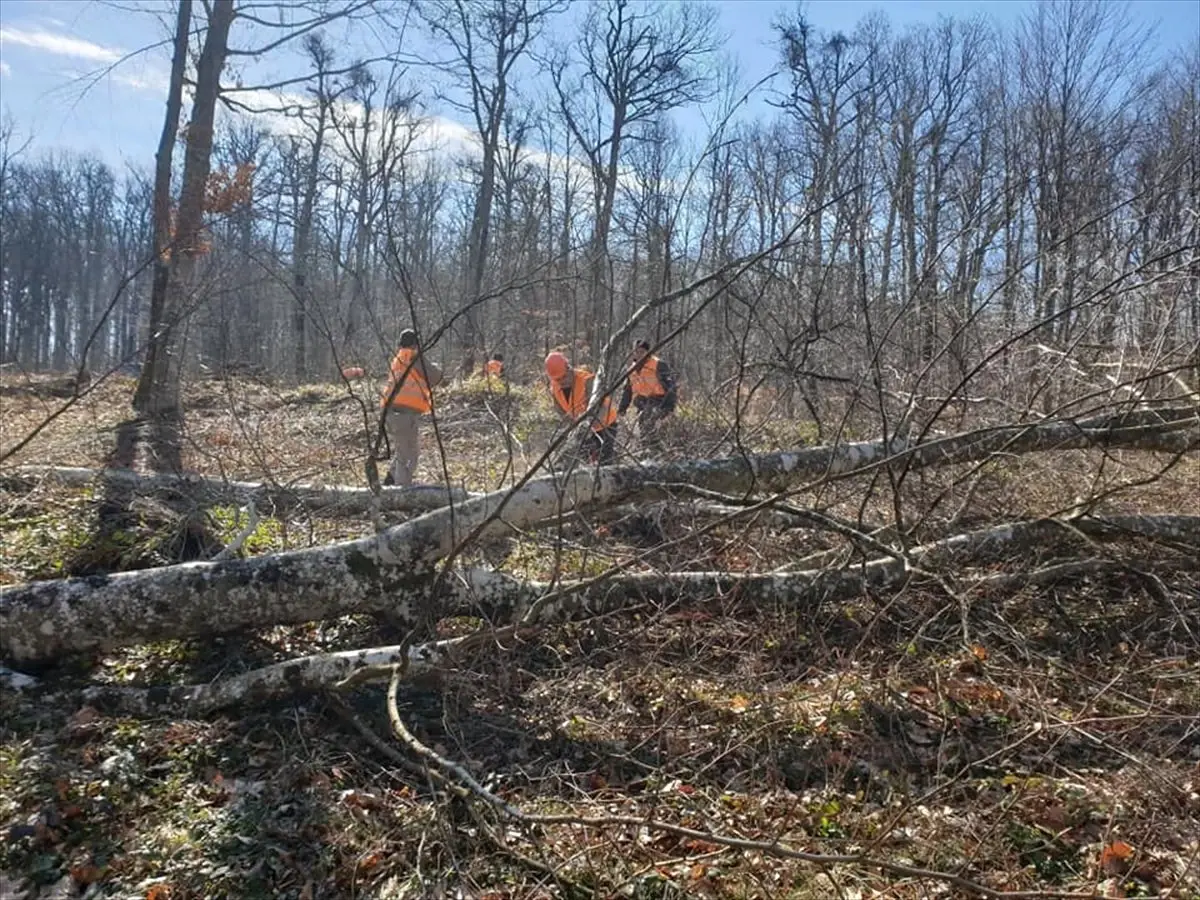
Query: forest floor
1 371 1198 899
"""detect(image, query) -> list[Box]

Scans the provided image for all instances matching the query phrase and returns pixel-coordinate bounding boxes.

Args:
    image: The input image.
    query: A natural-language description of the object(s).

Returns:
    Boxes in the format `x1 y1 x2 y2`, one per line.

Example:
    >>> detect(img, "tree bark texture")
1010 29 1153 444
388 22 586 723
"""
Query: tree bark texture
68 512 1200 715
134 0 235 427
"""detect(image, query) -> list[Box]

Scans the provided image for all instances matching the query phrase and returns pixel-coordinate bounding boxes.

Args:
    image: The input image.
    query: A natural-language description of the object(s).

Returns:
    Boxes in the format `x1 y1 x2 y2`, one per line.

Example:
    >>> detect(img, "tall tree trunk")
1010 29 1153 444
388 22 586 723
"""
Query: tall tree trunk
460 123 501 377
133 0 235 470
592 106 625 378
293 116 326 382
134 0 192 418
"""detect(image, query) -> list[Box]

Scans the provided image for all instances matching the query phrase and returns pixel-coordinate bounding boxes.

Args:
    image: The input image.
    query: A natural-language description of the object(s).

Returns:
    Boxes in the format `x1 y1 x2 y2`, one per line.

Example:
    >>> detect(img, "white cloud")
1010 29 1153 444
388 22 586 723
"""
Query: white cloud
0 26 121 64
113 69 168 93
0 61 11 77
224 86 482 163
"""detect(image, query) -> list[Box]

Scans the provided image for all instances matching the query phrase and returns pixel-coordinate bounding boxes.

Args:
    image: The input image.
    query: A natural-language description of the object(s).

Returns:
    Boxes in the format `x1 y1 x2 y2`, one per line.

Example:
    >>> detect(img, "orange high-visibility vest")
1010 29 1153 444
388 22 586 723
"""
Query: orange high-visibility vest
551 367 616 431
629 356 666 399
382 347 432 413
485 359 504 378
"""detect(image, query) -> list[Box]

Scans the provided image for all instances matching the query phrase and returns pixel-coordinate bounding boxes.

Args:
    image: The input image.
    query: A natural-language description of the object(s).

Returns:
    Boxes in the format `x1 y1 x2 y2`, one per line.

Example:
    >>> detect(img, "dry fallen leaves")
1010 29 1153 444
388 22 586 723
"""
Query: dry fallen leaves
70 864 103 885
340 789 383 811
358 851 386 873
62 706 104 741
1099 840 1135 876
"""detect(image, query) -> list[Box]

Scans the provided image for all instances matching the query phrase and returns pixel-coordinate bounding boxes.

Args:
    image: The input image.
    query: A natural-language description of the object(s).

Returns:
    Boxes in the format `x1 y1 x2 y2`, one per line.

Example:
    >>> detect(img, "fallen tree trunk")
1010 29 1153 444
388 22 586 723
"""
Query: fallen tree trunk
80 639 446 716
458 514 1200 624
0 466 472 517
75 513 1200 715
2 408 1196 666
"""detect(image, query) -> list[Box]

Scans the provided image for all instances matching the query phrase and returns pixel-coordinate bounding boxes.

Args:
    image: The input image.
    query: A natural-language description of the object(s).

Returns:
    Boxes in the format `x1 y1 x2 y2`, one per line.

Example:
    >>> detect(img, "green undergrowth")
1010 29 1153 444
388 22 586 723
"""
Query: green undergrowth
207 504 285 555
0 494 295 583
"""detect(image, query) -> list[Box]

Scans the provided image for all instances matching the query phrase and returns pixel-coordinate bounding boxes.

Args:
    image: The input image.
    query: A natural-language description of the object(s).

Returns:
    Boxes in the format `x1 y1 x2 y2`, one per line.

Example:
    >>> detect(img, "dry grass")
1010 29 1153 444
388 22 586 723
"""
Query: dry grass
1 372 553 490
1 372 1198 899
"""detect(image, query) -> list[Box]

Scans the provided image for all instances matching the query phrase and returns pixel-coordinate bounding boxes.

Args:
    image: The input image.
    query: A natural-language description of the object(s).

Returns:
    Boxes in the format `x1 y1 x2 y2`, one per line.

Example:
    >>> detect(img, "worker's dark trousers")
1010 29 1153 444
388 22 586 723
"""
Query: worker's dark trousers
635 398 672 451
583 424 618 464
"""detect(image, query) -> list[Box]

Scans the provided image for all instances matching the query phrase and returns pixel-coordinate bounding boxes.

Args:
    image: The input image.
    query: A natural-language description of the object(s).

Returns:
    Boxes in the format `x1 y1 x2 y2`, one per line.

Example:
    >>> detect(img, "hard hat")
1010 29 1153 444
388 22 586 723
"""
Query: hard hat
544 351 569 379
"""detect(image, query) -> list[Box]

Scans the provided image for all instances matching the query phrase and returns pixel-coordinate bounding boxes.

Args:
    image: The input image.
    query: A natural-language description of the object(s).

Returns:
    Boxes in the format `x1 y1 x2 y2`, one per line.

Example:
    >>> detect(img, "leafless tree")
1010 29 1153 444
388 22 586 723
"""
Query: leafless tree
551 0 718 366
419 0 565 373
133 0 235 470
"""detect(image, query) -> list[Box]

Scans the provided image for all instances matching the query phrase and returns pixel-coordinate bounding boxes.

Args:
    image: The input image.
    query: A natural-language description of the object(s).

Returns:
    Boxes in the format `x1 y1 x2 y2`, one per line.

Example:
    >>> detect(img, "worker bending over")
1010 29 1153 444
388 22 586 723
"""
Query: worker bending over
618 339 677 448
380 329 443 486
544 351 619 464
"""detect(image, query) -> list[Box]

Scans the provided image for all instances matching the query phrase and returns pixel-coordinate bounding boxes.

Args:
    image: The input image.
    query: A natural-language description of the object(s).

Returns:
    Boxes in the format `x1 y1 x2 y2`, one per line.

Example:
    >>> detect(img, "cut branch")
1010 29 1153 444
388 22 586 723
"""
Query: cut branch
81 638 446 716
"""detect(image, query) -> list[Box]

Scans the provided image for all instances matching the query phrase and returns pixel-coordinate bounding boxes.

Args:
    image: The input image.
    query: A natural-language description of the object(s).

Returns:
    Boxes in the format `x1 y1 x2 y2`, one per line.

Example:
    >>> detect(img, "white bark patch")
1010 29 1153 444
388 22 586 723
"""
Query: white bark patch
81 640 447 716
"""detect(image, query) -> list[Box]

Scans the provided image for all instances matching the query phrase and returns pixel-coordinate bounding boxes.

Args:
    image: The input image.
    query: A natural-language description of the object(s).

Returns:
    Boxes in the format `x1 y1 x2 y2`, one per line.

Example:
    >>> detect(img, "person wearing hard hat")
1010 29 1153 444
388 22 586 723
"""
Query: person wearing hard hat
618 339 677 450
544 350 619 464
380 328 444 486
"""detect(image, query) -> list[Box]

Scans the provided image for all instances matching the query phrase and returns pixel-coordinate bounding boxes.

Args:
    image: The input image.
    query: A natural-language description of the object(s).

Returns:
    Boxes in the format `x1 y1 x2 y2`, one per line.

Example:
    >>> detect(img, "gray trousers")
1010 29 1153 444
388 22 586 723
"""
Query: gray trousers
384 408 421 487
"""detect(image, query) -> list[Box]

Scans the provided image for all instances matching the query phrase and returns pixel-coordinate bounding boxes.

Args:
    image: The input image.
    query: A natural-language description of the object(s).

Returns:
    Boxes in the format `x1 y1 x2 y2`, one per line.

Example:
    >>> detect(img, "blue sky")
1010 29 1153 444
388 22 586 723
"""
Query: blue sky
1 0 1197 170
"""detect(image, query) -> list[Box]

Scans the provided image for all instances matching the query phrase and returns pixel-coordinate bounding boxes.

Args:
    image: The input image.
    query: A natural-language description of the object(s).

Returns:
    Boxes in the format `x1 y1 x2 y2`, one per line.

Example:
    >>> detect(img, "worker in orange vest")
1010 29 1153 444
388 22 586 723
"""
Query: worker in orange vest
380 329 443 486
618 339 677 448
544 351 619 464
484 353 505 385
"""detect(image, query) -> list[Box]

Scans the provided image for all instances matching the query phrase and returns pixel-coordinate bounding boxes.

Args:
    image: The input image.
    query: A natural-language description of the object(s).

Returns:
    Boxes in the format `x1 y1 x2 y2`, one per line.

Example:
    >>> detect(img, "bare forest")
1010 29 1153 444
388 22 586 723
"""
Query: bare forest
1 0 1198 897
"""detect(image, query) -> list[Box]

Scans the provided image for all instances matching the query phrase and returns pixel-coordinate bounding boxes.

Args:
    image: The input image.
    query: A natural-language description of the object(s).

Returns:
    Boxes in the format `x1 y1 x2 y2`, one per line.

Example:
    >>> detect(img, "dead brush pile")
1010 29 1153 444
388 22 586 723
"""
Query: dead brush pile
1 373 1198 899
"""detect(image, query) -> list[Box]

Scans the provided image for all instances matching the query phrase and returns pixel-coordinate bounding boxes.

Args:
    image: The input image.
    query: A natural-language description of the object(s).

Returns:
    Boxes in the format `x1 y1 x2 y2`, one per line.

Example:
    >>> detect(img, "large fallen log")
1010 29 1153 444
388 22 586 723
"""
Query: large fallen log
459 513 1200 623
2 408 1196 666
0 466 473 516
76 513 1200 715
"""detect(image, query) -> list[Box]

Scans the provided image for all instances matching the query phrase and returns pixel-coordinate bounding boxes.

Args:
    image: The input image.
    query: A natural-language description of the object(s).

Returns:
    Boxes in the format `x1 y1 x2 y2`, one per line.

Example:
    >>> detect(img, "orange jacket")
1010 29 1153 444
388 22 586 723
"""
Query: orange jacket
382 347 432 413
550 367 617 431
485 359 504 378
628 355 667 399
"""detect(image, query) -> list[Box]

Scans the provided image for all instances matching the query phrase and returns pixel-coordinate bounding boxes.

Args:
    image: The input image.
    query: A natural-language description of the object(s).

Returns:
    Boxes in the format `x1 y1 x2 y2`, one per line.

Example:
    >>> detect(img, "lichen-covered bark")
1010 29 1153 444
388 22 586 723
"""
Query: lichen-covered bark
0 542 434 664
0 466 471 517
906 514 1200 564
75 513 1198 716
2 409 1195 665
461 514 1200 625
610 406 1198 499
80 641 443 716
